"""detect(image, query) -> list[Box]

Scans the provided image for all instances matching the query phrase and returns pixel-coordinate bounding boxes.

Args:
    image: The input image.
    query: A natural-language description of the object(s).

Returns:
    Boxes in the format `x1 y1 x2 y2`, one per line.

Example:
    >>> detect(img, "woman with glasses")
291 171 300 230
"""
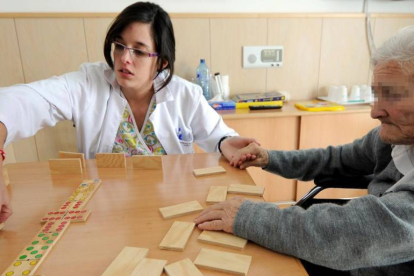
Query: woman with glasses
0 2 257 223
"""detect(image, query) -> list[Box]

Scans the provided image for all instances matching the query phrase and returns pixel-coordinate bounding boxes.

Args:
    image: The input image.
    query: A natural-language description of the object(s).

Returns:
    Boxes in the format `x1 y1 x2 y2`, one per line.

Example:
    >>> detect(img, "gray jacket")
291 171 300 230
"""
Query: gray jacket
234 127 414 276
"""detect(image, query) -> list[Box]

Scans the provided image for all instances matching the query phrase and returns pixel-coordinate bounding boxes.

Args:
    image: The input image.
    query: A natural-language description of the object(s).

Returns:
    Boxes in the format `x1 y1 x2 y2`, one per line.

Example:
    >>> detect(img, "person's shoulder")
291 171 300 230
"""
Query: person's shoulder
168 75 202 97
78 61 110 74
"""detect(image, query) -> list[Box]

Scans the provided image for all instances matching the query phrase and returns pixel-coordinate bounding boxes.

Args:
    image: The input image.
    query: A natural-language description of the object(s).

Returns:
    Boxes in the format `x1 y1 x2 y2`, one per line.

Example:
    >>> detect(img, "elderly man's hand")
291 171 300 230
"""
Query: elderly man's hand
220 136 260 163
194 196 246 233
230 142 269 169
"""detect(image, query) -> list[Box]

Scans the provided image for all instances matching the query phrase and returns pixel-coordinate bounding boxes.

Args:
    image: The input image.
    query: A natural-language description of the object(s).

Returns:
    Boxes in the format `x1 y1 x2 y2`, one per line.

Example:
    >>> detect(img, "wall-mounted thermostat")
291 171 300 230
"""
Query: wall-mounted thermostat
243 46 283 68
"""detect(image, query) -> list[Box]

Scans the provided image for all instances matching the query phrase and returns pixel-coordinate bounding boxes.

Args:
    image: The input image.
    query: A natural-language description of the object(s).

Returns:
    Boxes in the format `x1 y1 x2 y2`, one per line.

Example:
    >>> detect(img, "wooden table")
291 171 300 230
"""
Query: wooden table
0 153 308 276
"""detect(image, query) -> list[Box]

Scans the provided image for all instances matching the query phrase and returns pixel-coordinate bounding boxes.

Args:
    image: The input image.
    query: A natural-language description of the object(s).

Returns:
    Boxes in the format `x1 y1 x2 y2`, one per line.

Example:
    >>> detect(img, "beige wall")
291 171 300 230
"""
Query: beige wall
1 13 414 164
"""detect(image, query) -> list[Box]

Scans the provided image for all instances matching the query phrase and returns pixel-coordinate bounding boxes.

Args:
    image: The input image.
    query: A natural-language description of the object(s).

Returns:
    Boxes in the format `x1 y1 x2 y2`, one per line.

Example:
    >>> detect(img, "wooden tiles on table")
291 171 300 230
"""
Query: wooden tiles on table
132 155 163 170
3 167 10 186
159 221 195 251
198 230 247 250
1 221 70 276
49 158 83 174
159 201 203 219
131 258 167 276
96 153 126 168
58 151 86 168
194 248 252 276
41 209 91 224
227 184 265 196
59 179 101 211
102 247 149 276
164 258 204 276
206 186 228 204
193 166 226 177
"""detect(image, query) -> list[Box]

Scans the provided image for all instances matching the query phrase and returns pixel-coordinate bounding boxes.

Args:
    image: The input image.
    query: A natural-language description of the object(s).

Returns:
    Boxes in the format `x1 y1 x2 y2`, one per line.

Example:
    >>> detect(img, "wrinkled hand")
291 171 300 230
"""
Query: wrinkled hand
194 196 245 233
220 136 260 163
0 172 12 223
230 142 269 169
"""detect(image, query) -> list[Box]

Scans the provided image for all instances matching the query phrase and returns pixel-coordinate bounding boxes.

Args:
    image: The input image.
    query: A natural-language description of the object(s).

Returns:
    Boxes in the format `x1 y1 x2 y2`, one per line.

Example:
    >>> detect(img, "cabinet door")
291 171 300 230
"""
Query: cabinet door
224 117 300 202
296 113 380 200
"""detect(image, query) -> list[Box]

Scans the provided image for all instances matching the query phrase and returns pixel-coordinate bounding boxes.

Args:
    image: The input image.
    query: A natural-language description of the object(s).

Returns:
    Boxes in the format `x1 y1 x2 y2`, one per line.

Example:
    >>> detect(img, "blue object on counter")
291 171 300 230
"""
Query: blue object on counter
209 101 236 110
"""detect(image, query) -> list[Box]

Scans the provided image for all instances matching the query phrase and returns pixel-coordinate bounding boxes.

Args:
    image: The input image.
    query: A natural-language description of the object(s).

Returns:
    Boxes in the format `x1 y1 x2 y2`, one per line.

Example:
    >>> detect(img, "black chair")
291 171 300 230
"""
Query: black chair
295 174 373 209
294 174 373 275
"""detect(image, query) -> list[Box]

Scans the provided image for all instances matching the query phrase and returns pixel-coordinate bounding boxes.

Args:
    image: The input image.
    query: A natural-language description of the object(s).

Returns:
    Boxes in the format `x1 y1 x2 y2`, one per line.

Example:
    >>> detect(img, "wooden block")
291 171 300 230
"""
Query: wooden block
2 221 70 276
159 201 203 219
3 167 10 186
194 248 252 276
59 179 101 211
0 223 4 231
39 220 70 234
62 209 91 222
193 166 226 177
49 158 83 174
96 153 126 168
131 258 167 276
132 155 163 170
164 258 204 276
102 247 149 276
159 221 195 251
40 210 67 223
206 186 228 204
198 231 247 250
227 184 265 196
59 151 86 168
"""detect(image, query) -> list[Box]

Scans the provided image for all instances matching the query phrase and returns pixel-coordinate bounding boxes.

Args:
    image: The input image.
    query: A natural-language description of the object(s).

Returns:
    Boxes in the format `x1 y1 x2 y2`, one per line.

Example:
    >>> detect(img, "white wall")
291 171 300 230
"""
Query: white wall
0 0 413 13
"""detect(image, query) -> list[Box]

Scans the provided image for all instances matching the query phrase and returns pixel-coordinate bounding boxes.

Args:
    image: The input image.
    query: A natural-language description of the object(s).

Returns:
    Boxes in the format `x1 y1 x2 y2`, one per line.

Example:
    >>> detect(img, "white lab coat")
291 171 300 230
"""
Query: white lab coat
0 62 237 158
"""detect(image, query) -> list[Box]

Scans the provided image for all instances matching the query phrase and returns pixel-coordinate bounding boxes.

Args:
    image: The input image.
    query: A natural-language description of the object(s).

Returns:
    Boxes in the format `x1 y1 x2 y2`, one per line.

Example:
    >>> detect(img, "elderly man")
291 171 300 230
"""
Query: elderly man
196 25 414 276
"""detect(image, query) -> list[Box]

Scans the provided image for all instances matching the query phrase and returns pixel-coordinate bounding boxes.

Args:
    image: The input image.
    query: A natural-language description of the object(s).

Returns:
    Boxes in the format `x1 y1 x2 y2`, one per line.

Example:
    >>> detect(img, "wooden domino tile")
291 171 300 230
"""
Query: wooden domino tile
227 184 265 196
40 211 67 223
62 209 91 222
164 258 204 276
102 247 149 276
96 153 126 168
49 158 83 174
131 258 167 276
206 186 228 204
132 155 163 170
39 220 70 234
2 221 70 276
3 167 10 186
159 201 203 219
159 221 195 251
198 230 247 250
193 166 226 177
59 151 86 168
59 179 101 211
194 248 252 276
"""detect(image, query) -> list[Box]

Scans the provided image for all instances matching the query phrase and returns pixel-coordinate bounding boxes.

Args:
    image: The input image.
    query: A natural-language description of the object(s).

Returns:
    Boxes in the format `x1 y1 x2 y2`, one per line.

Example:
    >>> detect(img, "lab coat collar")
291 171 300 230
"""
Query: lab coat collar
385 145 414 194
103 67 174 103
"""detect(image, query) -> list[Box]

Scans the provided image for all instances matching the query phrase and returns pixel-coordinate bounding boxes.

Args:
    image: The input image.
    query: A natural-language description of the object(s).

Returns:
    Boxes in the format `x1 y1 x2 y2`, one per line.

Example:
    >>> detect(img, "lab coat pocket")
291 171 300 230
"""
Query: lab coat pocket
179 139 194 154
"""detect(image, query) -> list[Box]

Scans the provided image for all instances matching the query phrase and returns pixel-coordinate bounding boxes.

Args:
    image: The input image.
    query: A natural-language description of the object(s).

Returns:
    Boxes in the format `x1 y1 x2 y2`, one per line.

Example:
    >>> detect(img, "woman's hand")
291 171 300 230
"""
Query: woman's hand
0 168 12 223
230 142 270 169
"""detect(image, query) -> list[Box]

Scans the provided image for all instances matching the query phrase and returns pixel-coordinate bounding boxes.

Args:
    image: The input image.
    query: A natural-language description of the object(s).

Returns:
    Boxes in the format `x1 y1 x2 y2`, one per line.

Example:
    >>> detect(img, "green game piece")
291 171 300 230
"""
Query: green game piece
38 233 45 237
42 237 49 241
19 255 27 260
26 246 34 251
52 233 59 236
41 246 49 250
31 250 38 255
32 241 39 245
35 254 43 259
46 240 53 244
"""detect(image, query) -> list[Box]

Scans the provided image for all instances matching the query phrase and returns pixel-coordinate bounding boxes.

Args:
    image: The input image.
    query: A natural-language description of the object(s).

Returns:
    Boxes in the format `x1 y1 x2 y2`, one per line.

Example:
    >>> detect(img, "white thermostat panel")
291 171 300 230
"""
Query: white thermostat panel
243 46 283 68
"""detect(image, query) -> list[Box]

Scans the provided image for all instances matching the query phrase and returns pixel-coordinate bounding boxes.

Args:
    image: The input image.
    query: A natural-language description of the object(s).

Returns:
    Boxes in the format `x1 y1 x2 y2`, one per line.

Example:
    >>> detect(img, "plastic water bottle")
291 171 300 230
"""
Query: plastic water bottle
196 59 210 100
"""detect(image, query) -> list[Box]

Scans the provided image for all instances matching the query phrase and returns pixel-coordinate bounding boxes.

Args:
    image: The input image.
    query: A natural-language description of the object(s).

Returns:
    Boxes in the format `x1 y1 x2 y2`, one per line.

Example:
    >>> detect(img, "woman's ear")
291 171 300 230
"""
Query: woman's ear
158 59 168 72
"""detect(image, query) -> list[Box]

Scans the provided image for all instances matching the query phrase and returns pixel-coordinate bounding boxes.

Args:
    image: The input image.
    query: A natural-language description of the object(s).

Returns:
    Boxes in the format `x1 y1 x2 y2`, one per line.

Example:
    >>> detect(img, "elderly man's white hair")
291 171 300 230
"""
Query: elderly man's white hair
371 25 414 76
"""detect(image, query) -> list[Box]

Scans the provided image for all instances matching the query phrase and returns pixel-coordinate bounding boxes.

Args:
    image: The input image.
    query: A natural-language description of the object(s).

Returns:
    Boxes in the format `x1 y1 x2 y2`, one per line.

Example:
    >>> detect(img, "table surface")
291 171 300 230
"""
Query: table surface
0 153 308 276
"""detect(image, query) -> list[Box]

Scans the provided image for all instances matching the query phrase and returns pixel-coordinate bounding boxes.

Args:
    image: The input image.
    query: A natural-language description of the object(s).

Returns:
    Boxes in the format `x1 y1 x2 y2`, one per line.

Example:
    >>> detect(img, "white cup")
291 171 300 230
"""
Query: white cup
221 75 230 100
350 85 361 100
338 86 348 103
362 85 373 103
328 86 339 102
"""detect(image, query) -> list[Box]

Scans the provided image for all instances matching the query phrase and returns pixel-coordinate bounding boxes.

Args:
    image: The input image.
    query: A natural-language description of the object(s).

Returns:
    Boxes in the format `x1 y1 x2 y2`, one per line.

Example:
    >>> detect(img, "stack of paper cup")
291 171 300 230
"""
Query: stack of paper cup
360 85 373 102
328 86 347 103
350 85 361 100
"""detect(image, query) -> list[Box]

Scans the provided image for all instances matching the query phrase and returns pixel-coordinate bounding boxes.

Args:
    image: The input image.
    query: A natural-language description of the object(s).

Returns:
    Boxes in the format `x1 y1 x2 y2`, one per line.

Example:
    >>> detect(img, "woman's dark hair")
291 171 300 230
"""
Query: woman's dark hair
104 2 175 91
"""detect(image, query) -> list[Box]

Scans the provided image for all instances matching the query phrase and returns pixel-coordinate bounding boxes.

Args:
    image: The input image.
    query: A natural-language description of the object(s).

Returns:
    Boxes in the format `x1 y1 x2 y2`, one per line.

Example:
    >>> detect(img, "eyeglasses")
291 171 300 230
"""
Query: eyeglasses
112 41 159 60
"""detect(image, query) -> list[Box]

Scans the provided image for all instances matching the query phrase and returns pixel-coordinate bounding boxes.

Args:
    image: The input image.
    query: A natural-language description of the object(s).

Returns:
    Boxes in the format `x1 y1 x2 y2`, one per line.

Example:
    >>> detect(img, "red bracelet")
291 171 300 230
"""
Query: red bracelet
0 149 5 161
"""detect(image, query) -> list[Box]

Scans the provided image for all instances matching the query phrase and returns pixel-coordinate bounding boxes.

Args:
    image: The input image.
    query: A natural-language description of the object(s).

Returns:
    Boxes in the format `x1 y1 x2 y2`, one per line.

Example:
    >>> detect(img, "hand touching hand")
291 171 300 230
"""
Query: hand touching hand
0 169 12 223
230 142 269 169
220 136 260 163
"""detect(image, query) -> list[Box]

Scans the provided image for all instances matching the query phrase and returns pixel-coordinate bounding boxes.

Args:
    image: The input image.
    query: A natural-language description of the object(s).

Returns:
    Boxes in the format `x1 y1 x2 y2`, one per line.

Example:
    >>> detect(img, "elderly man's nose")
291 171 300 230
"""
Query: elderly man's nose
371 101 387 119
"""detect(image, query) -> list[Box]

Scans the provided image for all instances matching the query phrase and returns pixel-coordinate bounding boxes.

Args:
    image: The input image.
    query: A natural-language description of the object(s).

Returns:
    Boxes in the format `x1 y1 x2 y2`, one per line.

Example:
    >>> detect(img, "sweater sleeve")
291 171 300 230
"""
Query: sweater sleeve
264 127 385 181
234 189 414 271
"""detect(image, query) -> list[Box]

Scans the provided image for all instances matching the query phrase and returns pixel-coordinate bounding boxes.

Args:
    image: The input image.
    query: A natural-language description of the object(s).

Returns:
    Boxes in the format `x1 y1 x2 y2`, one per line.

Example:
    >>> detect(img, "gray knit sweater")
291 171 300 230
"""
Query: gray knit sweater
233 127 414 276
